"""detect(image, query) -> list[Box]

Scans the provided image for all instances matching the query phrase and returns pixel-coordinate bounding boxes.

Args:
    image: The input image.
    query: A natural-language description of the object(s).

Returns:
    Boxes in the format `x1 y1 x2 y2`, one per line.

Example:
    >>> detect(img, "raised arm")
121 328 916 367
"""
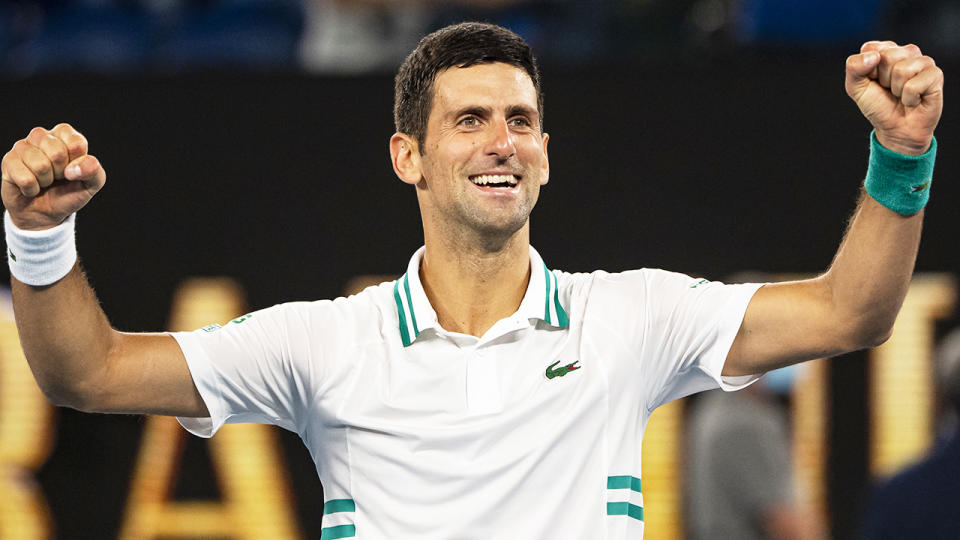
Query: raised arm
1 124 207 416
724 41 943 376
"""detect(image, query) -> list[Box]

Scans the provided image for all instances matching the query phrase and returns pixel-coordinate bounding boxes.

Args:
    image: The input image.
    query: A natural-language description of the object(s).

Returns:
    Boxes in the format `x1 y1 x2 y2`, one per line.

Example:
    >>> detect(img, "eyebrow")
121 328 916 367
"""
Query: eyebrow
450 106 491 120
506 105 538 120
448 104 540 123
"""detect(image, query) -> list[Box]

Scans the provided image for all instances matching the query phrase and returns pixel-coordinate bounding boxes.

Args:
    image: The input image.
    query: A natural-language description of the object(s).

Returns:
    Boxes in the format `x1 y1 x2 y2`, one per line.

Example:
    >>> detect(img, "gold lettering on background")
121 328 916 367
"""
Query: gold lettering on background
119 278 300 540
0 316 55 539
870 274 956 477
642 399 683 540
792 358 829 535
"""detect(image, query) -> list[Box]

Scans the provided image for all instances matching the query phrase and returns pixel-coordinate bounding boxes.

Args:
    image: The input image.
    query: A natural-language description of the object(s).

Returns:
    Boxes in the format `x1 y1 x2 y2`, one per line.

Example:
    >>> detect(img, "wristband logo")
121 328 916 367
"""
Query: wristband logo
8 250 15 262
912 179 931 193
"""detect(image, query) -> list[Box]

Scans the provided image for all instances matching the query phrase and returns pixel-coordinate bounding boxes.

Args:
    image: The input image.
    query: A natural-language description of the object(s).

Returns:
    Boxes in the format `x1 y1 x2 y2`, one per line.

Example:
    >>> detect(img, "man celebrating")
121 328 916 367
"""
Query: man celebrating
0 23 942 539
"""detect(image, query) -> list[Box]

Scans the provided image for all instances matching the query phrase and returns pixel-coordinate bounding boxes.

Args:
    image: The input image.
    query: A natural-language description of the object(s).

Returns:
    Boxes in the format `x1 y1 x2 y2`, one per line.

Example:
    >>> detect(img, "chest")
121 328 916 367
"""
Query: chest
331 327 613 457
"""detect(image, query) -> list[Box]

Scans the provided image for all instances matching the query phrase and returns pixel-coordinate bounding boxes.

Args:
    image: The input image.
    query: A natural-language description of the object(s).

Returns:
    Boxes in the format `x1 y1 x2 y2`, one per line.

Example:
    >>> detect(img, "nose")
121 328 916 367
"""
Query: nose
485 118 516 160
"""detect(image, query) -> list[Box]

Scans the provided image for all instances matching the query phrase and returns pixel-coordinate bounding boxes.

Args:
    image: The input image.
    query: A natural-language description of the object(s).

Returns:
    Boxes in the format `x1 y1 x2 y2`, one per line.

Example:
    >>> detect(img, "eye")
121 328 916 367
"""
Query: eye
509 117 532 128
458 116 479 127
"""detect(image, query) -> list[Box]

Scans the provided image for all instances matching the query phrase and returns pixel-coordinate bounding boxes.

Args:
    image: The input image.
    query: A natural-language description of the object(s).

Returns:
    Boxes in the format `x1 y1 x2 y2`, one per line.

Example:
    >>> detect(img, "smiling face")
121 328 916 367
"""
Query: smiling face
392 62 550 250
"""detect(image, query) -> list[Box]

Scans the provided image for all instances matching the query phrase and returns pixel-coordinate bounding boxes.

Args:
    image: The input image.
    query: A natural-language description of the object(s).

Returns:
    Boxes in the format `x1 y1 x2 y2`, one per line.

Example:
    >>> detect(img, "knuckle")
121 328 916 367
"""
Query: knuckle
11 173 33 188
31 158 51 176
47 147 68 165
67 134 88 154
43 140 68 164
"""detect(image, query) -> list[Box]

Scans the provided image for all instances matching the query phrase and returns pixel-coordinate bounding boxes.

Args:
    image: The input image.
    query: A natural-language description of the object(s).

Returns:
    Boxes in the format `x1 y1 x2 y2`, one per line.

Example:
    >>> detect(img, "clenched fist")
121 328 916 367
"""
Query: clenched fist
1 123 106 230
846 41 944 156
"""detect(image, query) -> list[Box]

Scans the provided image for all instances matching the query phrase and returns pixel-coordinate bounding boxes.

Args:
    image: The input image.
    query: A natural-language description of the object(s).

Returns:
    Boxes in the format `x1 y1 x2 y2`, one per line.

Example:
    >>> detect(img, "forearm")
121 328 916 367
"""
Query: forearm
821 191 922 348
11 262 119 408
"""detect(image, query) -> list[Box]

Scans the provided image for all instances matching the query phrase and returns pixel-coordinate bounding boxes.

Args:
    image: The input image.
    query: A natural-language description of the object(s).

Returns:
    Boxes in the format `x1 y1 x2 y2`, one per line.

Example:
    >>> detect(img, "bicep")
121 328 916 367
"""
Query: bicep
96 331 208 417
724 277 855 376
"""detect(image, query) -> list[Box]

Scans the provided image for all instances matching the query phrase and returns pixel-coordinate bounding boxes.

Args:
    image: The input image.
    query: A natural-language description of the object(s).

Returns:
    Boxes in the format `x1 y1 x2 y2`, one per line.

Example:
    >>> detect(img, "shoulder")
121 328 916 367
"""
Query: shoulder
557 267 704 294
248 279 396 346
554 267 705 315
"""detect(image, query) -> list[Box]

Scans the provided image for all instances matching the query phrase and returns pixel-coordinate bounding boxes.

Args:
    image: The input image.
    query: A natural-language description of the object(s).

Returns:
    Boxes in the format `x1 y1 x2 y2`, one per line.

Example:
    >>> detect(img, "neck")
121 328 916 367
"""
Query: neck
420 225 531 337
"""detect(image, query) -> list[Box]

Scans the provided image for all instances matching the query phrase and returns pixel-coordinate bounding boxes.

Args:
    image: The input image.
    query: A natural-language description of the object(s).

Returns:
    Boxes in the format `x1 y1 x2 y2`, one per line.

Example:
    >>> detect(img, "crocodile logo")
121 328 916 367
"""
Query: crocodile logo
546 360 581 379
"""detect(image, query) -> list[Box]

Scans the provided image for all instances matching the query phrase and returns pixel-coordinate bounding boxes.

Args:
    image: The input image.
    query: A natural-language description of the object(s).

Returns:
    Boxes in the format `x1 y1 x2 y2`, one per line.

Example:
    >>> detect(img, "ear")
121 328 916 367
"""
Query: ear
390 133 422 186
539 132 550 186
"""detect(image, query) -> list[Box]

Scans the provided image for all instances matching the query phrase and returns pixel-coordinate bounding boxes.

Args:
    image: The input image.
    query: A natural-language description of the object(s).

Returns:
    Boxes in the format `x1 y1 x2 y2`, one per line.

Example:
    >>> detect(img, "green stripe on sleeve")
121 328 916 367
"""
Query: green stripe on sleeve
607 502 644 521
403 273 420 338
322 499 356 515
607 475 642 493
320 524 356 540
394 278 412 346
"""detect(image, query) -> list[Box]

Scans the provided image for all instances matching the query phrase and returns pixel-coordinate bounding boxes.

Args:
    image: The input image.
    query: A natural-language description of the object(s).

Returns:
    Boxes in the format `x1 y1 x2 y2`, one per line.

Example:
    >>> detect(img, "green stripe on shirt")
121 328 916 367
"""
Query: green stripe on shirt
607 502 644 521
607 475 642 493
320 524 356 540
322 499 356 514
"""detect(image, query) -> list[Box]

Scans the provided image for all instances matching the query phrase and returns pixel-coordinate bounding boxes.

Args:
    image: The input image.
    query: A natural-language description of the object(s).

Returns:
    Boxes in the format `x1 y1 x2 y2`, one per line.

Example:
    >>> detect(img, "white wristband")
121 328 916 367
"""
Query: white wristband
4 212 78 286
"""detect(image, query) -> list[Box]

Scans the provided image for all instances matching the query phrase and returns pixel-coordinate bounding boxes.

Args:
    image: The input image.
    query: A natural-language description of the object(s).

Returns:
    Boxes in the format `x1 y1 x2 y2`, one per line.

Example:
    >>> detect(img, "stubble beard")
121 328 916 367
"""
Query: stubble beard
442 187 535 254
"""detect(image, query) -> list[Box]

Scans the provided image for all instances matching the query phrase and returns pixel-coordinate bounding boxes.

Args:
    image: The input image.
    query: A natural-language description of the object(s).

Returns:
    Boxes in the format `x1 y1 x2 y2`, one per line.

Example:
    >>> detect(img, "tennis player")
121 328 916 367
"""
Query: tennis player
0 23 943 539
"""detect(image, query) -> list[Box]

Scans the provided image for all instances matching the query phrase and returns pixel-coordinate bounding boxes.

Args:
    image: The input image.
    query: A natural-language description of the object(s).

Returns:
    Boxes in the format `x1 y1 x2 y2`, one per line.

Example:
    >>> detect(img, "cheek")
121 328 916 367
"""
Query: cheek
519 142 545 165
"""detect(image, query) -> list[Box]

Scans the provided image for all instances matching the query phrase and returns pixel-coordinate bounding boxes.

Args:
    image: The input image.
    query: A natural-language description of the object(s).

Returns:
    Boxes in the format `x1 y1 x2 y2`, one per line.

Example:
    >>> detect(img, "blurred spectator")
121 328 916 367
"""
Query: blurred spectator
298 0 614 74
298 0 431 73
686 364 821 540
860 328 960 540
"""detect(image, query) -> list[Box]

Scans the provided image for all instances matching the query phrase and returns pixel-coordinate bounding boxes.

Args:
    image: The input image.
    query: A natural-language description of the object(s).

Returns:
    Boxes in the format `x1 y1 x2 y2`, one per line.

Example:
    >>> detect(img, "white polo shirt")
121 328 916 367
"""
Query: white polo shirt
173 246 762 540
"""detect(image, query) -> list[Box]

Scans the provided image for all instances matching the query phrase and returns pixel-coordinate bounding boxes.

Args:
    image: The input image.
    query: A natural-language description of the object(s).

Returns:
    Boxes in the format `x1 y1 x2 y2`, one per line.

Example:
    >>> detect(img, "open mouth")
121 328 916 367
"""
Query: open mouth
469 174 520 188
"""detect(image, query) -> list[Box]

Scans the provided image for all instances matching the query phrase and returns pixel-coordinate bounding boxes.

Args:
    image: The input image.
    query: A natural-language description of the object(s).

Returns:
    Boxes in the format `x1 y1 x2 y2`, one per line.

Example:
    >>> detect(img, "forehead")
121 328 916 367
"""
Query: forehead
430 62 538 116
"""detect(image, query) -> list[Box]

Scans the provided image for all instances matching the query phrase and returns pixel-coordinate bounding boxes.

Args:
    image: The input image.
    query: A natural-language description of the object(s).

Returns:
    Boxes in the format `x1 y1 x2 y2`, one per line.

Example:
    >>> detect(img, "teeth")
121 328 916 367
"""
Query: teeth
470 174 518 186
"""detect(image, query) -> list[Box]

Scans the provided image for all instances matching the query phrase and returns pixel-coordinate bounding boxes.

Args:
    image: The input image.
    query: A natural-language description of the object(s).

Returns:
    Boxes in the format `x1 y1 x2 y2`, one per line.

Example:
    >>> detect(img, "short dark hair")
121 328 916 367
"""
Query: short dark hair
393 22 543 151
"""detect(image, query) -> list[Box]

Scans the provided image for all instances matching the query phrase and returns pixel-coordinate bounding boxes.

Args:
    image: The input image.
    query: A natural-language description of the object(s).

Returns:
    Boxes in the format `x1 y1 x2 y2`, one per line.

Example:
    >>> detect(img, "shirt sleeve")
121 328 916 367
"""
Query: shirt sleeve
172 302 319 438
638 269 763 409
585 268 762 410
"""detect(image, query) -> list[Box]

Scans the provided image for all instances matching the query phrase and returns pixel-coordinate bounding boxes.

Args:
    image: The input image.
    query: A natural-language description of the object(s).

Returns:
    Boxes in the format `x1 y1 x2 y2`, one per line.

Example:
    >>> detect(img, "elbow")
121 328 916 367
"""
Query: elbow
842 319 895 352
30 361 110 413
863 325 895 349
36 378 100 412
35 379 82 409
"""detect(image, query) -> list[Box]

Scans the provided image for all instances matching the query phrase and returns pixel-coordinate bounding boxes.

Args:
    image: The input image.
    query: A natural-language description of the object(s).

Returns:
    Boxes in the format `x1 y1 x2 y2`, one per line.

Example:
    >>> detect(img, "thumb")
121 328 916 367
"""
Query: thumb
845 51 880 101
64 154 106 192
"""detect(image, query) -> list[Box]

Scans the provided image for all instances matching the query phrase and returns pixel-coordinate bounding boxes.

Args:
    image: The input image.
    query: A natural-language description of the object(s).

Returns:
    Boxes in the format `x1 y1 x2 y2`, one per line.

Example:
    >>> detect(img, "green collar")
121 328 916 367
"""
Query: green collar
394 246 569 347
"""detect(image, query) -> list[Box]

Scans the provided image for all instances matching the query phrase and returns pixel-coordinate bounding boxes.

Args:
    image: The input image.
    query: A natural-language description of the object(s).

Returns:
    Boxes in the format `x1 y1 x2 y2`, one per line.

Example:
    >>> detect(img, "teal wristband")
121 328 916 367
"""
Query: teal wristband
864 130 936 216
